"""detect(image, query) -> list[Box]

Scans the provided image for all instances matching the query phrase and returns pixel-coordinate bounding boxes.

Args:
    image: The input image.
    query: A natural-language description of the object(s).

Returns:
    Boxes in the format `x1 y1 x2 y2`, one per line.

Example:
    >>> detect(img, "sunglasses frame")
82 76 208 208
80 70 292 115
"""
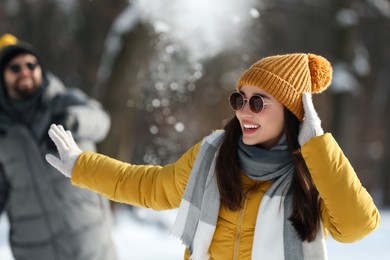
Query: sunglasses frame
7 62 39 74
229 92 273 114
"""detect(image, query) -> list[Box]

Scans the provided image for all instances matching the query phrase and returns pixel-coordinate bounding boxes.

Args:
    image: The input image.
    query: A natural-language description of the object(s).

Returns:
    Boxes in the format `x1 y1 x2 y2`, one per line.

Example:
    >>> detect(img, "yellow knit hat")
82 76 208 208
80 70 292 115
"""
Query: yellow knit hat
236 53 332 121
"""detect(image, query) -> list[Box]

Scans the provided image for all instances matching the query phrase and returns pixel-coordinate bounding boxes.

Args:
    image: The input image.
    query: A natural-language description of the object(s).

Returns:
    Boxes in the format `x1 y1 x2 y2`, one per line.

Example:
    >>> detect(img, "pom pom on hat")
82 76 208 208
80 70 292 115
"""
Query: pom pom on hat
236 53 332 121
0 34 18 50
308 53 332 93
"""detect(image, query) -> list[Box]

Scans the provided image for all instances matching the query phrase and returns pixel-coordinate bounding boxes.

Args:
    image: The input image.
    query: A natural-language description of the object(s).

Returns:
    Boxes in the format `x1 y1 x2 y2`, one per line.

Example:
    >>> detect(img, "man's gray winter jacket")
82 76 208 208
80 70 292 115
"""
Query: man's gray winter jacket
0 74 117 260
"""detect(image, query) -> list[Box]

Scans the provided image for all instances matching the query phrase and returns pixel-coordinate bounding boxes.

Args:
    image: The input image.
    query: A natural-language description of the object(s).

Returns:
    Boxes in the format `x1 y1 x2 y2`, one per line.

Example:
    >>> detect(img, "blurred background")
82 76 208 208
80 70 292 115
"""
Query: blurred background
0 0 389 257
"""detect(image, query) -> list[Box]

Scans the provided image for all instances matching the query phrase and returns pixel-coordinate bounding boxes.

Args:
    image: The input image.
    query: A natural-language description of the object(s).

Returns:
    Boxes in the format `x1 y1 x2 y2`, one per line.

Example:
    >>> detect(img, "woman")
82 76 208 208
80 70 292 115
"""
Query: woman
46 53 380 260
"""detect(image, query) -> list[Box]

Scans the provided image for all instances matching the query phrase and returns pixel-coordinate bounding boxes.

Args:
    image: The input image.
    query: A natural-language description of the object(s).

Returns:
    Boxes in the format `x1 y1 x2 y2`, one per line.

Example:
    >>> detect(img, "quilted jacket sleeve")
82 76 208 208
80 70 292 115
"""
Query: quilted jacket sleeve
46 74 110 143
301 133 380 243
62 88 110 143
71 141 202 210
0 167 8 215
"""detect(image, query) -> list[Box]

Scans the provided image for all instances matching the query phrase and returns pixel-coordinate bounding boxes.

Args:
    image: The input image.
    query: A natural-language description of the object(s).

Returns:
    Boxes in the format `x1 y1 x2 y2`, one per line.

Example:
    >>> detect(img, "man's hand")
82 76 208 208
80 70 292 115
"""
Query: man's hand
45 124 82 178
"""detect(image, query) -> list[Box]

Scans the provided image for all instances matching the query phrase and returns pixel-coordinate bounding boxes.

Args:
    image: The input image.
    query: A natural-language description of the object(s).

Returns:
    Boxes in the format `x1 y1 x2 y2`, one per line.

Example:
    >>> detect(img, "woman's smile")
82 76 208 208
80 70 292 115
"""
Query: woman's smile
242 121 260 134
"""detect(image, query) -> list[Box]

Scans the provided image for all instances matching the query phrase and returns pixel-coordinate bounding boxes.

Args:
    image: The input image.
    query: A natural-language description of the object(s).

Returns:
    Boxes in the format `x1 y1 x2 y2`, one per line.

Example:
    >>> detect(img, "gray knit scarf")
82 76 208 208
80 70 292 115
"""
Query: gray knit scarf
171 131 327 260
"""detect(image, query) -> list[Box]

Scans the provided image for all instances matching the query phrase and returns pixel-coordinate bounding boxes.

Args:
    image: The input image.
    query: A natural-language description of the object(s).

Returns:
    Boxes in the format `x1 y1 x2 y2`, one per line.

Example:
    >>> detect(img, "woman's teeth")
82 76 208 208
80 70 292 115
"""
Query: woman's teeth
244 124 259 129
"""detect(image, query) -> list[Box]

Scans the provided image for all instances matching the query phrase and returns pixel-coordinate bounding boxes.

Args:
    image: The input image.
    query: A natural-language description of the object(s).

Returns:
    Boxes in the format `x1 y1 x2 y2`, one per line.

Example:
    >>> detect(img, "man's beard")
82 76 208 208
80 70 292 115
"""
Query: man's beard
14 87 38 99
12 78 40 99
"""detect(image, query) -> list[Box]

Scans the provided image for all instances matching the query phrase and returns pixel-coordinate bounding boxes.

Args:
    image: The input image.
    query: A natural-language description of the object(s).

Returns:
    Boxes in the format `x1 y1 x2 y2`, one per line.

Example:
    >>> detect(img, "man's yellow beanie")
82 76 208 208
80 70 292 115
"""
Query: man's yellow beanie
236 53 332 121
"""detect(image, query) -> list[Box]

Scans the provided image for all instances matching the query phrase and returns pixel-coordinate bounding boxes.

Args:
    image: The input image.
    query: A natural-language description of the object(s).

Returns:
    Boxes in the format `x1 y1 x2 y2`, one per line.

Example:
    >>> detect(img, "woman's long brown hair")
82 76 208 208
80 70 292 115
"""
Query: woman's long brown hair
215 108 320 242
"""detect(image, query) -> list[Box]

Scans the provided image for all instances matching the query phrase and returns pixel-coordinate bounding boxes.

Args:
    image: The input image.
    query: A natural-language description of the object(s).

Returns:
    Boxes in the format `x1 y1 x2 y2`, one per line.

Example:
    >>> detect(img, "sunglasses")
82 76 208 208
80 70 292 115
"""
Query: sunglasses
7 62 39 74
229 92 273 113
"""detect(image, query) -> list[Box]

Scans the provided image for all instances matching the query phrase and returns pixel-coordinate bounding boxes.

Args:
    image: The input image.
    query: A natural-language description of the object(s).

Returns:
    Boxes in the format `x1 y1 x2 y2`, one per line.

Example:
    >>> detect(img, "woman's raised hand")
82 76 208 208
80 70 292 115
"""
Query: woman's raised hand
45 124 82 178
298 93 324 146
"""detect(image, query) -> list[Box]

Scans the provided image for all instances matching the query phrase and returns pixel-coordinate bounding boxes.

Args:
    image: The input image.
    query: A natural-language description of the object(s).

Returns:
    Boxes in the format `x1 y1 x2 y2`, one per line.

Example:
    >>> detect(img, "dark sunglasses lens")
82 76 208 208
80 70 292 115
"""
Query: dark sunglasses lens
229 93 244 111
249 96 264 113
26 62 37 71
9 65 21 73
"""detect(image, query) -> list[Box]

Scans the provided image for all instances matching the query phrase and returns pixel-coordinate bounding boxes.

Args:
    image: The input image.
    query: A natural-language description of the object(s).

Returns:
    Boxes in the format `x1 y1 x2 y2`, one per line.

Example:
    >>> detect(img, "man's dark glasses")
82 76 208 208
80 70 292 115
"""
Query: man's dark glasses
229 92 273 113
7 62 39 74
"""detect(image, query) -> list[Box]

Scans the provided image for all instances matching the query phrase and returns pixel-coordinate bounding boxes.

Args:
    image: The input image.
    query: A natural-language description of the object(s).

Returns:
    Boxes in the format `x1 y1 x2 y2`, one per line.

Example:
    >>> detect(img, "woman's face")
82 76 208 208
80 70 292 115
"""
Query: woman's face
235 85 285 149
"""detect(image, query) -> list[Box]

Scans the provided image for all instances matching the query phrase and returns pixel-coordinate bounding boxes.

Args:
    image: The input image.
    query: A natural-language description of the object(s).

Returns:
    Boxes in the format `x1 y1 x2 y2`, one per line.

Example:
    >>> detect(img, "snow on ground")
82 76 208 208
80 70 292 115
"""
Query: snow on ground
1 206 389 259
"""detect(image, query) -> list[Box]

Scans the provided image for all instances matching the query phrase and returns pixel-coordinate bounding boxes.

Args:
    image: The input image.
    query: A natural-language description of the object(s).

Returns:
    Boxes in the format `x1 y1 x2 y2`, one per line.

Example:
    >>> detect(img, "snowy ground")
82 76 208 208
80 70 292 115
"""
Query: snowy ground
1 206 389 259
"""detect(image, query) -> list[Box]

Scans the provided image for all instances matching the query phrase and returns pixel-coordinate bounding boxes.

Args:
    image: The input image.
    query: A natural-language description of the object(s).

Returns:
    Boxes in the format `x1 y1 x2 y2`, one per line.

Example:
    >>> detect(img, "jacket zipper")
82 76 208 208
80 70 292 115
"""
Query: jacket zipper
233 194 249 260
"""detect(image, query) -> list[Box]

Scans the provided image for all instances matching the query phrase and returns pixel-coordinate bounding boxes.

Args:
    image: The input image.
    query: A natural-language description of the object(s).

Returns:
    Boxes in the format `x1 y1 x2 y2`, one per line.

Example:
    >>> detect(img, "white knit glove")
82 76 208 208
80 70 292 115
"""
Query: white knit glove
45 124 82 178
298 93 324 146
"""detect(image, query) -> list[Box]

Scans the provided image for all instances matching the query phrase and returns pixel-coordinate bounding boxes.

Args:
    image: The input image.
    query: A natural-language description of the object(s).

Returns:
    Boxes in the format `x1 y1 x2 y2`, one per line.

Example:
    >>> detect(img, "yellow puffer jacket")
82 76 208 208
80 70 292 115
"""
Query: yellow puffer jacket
72 133 380 259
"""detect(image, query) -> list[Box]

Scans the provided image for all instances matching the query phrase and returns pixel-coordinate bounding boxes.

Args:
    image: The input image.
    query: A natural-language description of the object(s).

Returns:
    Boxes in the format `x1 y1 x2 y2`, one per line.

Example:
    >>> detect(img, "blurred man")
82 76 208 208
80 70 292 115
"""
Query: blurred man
0 34 117 260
